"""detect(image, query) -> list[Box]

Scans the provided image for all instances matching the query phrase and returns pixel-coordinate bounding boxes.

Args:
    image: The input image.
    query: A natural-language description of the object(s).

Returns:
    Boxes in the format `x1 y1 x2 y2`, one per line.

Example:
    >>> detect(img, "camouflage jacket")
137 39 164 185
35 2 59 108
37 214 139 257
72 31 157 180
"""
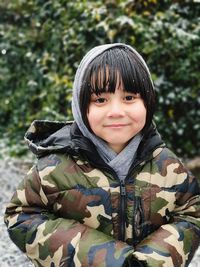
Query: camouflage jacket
4 120 200 267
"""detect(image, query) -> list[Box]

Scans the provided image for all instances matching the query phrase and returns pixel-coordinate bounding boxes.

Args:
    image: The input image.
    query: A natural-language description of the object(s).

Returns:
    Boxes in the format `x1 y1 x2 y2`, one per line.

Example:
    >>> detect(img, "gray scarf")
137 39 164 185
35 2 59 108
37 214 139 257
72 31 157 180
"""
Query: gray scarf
71 43 151 180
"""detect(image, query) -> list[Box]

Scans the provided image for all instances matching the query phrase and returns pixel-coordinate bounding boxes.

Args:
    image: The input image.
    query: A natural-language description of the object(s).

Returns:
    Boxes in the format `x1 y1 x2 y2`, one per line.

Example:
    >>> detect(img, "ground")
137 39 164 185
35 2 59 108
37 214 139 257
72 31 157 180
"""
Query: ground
0 157 199 266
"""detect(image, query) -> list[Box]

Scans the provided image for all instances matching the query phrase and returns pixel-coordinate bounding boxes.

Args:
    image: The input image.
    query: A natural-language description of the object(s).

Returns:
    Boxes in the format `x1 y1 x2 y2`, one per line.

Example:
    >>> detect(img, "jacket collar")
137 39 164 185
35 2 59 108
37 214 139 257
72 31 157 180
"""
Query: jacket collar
24 120 165 164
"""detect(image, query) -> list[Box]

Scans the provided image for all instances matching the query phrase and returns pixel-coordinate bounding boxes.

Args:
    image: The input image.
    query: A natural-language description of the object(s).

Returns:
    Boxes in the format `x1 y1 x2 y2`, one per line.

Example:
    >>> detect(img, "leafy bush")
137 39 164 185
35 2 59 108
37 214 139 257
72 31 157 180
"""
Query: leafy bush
0 0 199 158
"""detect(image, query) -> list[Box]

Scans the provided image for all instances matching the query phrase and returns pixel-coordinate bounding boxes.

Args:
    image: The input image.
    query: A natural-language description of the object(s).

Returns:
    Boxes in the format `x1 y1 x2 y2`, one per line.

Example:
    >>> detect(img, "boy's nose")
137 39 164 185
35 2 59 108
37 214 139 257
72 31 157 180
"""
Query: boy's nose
107 102 125 117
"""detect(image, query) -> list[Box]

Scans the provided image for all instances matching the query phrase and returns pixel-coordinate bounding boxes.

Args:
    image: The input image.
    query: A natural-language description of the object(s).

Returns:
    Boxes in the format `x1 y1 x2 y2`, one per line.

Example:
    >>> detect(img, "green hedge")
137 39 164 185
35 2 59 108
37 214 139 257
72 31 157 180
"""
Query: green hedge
0 0 200 158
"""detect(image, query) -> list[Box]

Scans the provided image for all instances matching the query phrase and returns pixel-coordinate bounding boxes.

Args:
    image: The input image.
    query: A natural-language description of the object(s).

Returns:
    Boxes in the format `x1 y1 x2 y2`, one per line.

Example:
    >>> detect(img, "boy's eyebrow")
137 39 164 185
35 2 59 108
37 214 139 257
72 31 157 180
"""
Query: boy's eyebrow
90 88 108 95
91 91 107 96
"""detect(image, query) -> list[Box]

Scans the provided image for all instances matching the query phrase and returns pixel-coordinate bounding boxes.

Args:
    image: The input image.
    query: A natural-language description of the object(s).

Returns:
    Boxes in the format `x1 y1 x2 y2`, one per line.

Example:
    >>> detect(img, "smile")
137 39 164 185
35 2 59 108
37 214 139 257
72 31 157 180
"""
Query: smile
104 124 129 128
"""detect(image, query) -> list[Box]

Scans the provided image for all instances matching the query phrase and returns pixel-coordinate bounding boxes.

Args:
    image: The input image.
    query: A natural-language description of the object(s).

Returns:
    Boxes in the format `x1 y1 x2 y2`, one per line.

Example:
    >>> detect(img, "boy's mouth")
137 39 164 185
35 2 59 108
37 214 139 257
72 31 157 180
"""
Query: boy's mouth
104 123 130 128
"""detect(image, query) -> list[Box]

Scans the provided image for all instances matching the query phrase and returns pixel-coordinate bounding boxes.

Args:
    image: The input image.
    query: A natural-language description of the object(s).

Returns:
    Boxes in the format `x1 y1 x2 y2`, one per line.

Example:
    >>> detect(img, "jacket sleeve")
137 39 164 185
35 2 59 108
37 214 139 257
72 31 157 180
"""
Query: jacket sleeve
4 164 133 267
130 155 200 267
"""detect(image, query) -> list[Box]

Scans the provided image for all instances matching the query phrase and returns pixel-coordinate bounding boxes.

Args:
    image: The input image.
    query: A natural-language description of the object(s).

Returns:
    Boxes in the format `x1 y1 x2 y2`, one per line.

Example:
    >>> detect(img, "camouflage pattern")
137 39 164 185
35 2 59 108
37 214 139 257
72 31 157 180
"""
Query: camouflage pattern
4 121 200 266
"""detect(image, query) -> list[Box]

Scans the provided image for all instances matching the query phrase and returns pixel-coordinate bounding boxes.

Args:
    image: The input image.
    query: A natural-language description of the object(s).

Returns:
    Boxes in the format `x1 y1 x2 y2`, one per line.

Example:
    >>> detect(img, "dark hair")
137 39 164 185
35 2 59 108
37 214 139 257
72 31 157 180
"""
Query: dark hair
79 46 155 132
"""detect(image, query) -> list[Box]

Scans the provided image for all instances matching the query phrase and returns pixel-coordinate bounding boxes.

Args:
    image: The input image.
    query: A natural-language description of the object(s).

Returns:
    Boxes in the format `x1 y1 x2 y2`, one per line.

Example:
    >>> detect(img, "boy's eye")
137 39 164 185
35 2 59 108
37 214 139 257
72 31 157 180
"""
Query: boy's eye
95 97 106 103
124 93 140 101
124 95 136 101
90 94 107 105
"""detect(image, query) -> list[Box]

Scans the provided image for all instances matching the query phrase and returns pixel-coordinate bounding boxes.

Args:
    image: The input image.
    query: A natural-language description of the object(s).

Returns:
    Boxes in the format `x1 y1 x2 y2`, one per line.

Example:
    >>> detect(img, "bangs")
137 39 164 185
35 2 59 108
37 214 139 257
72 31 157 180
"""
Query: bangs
85 47 147 96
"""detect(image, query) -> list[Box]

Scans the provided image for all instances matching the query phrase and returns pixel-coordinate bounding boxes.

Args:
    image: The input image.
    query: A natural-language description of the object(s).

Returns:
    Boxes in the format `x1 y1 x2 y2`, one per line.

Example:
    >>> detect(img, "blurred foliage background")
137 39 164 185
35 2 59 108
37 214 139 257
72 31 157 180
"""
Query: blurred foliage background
0 0 200 158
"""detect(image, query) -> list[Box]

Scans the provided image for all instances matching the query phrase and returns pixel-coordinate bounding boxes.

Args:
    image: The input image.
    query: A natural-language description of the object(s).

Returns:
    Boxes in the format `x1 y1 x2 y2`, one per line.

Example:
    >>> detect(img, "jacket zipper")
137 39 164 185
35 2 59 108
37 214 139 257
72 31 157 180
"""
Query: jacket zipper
118 163 141 242
119 180 126 241
119 160 145 242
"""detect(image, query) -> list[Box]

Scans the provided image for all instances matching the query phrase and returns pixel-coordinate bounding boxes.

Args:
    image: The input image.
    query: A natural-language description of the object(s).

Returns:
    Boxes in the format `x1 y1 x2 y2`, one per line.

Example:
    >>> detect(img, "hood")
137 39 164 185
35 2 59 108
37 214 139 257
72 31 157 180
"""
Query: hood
24 120 74 158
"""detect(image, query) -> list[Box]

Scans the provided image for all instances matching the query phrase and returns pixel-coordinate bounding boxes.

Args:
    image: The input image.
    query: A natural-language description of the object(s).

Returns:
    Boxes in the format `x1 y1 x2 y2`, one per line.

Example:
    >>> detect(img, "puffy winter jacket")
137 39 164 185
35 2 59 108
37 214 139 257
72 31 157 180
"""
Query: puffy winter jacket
4 120 200 267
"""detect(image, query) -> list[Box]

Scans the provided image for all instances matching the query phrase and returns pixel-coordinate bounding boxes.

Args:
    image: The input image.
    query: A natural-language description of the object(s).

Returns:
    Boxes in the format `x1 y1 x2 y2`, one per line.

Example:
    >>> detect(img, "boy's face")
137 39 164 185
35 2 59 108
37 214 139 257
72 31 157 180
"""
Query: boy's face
87 86 146 153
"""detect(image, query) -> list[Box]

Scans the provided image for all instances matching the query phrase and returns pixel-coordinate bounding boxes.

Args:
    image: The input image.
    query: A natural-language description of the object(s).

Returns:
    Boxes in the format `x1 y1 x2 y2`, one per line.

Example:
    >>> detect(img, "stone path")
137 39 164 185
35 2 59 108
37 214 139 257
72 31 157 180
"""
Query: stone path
0 157 199 266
